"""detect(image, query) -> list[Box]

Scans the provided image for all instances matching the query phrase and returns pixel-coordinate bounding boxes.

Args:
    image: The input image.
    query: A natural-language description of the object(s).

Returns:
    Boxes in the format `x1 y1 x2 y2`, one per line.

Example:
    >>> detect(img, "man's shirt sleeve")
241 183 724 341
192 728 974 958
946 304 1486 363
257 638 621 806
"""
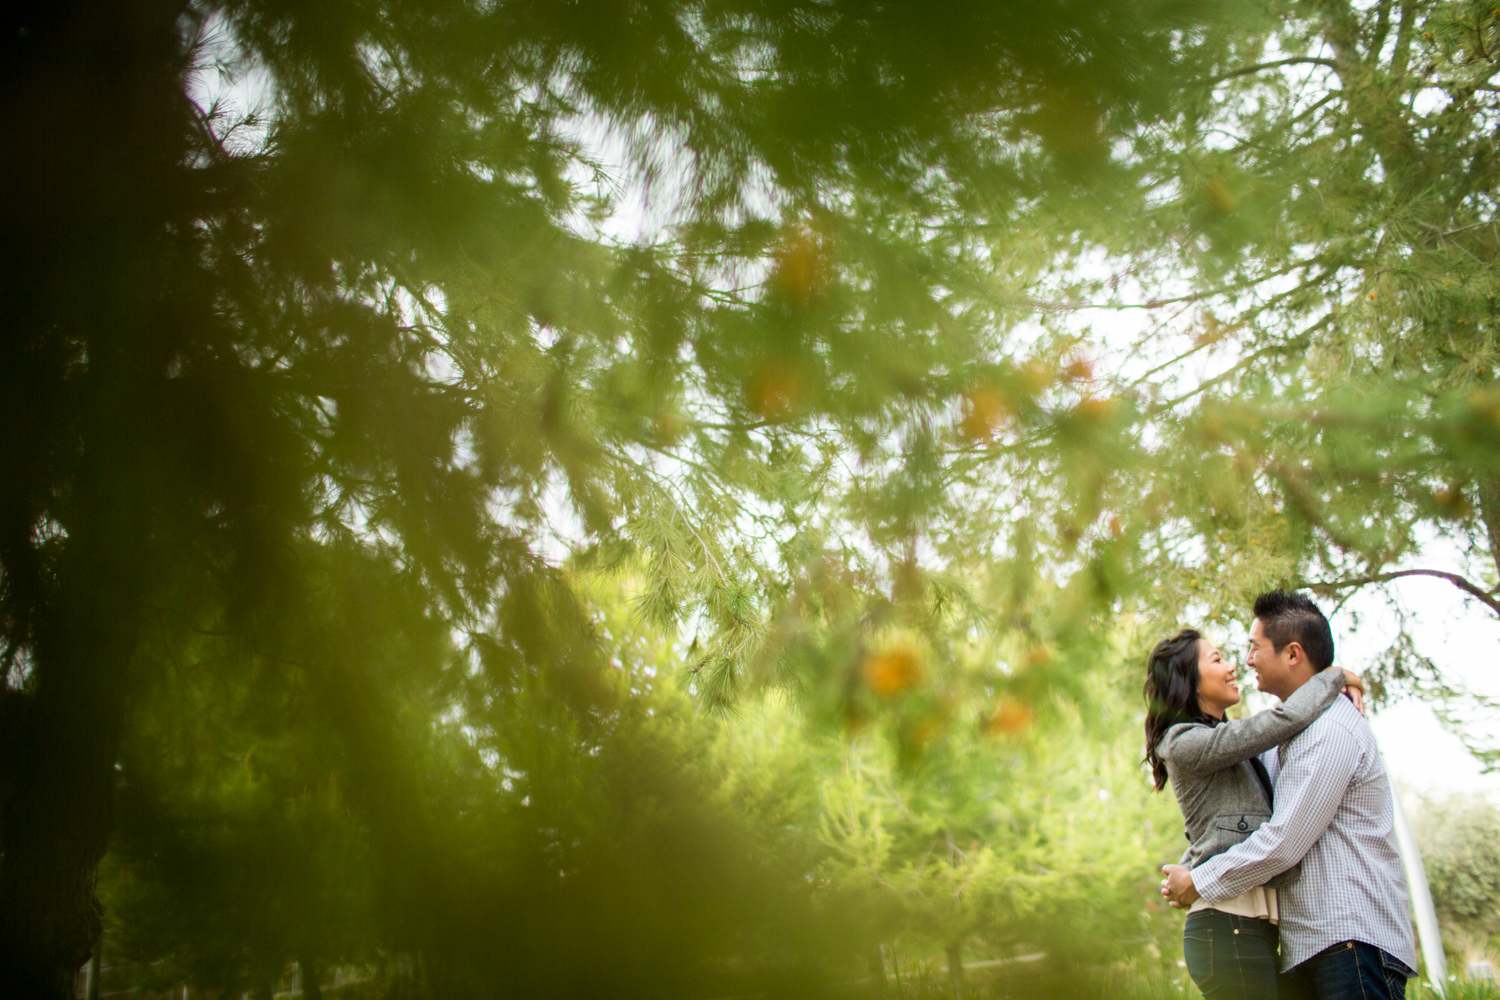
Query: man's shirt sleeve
1190 716 1360 904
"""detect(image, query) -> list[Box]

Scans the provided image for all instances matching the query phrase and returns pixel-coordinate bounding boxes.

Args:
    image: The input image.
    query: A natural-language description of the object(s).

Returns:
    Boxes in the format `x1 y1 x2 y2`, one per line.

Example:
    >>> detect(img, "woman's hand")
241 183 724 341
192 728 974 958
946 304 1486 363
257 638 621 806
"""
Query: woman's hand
1160 864 1200 909
1340 668 1366 716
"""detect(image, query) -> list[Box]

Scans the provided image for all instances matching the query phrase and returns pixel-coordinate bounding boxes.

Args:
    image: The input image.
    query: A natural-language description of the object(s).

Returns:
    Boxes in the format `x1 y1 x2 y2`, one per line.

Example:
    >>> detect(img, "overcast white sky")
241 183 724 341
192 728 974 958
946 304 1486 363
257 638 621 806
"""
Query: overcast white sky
1344 580 1500 802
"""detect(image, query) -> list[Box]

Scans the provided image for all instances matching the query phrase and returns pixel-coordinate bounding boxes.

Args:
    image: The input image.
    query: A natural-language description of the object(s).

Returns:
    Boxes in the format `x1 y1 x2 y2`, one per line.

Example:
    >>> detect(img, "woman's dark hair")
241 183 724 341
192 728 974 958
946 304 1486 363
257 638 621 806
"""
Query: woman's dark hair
1143 628 1215 791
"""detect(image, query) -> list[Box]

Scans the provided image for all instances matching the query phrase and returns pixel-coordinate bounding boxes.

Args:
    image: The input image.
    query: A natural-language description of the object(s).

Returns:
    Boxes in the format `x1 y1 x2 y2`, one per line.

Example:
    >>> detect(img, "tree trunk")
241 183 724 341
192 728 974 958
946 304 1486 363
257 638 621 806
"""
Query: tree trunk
0 666 120 972
86 949 101 1000
866 944 887 990
0 539 141 1000
299 957 322 1000
945 942 964 998
0 0 190 996
1476 476 1500 583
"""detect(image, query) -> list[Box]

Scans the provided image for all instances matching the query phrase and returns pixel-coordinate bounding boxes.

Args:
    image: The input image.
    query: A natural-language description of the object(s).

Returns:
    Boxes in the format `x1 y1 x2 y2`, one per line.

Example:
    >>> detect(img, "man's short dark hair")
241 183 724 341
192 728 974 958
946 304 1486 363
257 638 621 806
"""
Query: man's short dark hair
1252 589 1334 670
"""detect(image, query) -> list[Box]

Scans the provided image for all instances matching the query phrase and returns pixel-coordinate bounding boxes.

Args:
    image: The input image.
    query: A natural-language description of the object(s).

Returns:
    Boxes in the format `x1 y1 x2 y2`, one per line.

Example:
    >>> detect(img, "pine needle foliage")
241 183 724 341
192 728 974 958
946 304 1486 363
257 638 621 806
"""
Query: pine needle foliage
1051 0 1500 702
0 1 1227 996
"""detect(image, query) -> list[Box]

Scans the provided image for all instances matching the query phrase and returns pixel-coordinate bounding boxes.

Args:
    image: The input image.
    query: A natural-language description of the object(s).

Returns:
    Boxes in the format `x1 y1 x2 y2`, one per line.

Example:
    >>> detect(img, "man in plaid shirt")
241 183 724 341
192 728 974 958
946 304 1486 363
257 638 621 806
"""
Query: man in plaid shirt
1162 590 1419 1000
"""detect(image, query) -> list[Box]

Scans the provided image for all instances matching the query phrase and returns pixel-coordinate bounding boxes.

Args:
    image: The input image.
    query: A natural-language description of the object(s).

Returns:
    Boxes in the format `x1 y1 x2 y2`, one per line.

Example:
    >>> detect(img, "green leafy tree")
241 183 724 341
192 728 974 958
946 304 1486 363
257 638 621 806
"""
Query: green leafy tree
0 2 1222 994
99 549 433 997
1415 795 1500 962
1039 0 1500 716
99 560 866 1000
705 604 1187 979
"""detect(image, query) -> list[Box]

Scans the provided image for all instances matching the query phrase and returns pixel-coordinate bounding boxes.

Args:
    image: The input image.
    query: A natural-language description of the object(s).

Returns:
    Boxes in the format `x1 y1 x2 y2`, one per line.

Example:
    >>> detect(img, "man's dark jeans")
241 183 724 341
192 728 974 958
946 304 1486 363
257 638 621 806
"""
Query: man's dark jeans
1279 940 1416 1000
1183 910 1280 1000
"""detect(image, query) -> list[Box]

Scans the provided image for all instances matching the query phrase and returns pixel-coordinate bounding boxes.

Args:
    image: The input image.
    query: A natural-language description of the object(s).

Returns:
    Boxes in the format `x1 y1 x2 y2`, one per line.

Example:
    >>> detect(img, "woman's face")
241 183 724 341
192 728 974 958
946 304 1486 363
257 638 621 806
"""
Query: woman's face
1195 639 1241 717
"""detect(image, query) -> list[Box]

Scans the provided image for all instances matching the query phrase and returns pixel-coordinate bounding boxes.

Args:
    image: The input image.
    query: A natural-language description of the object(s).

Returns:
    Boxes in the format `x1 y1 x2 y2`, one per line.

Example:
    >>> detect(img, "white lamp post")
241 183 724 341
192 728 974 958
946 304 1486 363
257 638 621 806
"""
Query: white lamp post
1385 761 1447 997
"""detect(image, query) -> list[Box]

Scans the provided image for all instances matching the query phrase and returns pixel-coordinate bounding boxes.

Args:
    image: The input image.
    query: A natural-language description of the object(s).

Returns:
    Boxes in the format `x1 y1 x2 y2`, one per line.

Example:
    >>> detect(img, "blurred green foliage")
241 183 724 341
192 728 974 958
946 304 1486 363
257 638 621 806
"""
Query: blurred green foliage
98 568 1192 996
6 0 1500 996
1053 0 1500 708
1415 795 1500 967
3 0 1230 992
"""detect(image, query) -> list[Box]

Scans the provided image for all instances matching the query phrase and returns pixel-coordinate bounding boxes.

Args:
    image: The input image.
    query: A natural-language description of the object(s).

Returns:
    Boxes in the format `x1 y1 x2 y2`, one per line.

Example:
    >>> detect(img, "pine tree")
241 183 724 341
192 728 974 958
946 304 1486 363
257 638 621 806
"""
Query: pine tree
1049 0 1500 700
0 1 1218 995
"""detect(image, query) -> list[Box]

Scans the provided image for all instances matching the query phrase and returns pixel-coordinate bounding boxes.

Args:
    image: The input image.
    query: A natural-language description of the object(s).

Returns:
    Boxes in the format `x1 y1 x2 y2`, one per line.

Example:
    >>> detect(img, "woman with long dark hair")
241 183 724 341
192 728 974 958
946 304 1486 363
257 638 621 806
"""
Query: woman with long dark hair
1144 628 1362 1000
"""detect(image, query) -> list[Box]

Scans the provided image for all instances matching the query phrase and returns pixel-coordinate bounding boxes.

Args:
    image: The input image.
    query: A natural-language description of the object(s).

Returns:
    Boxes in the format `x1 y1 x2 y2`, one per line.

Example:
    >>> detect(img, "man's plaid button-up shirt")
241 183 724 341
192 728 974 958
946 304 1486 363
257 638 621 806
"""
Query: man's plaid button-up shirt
1191 695 1418 973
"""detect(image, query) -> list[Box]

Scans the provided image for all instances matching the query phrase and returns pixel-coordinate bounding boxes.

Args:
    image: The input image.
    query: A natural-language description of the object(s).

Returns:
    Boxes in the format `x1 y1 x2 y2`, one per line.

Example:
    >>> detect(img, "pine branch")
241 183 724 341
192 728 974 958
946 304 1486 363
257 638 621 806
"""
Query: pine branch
1191 57 1341 88
1269 458 1375 558
1417 218 1500 239
1143 317 1327 416
1369 0 1395 62
1306 569 1500 616
1391 0 1418 81
1023 258 1322 312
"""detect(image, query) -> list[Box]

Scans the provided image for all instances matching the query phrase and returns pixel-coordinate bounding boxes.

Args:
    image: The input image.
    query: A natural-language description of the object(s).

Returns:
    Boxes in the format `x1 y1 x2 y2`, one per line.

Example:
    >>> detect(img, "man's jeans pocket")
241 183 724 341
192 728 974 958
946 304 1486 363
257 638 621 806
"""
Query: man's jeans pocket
1379 949 1417 996
1298 940 1410 1000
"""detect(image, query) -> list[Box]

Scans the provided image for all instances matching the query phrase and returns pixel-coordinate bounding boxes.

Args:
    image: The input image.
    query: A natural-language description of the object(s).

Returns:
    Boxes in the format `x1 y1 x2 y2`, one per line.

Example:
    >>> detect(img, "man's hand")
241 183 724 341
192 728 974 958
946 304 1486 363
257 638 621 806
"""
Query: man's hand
1160 864 1200 909
1340 668 1366 716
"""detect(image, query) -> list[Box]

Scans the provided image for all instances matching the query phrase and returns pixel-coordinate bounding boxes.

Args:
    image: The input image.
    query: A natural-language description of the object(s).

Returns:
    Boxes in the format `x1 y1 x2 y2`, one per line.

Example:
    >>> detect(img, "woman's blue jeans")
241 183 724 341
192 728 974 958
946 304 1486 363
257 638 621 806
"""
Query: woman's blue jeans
1184 909 1280 1000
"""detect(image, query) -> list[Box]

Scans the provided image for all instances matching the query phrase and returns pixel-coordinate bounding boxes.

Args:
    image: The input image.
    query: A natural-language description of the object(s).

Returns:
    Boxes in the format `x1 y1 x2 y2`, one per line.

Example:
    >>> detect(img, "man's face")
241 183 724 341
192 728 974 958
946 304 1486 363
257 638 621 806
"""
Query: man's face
1247 618 1294 700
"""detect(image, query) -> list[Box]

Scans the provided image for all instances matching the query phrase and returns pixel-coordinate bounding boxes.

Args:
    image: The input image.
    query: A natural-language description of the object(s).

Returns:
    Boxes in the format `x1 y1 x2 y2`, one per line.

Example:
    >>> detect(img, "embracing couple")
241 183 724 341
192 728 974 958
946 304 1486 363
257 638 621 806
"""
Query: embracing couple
1145 590 1418 1000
